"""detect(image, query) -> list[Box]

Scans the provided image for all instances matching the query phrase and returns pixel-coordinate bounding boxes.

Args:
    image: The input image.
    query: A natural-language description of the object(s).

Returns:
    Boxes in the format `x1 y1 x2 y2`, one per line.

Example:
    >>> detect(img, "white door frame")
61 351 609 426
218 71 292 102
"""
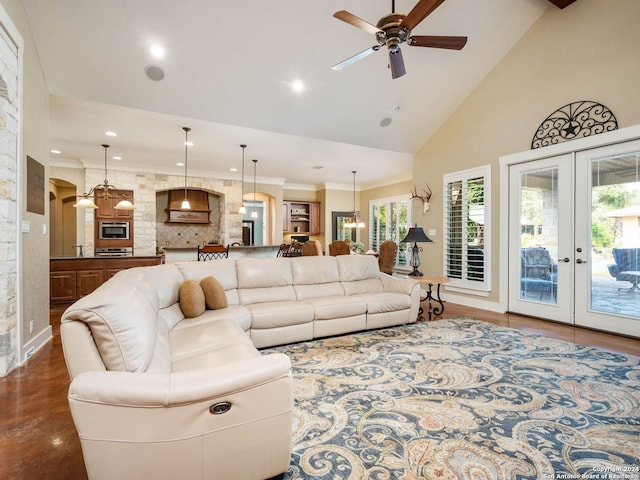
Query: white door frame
499 124 640 314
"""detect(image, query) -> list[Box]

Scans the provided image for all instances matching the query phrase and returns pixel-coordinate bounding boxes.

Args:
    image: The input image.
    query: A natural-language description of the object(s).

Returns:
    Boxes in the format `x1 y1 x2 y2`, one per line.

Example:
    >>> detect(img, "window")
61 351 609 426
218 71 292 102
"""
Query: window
443 165 491 292
369 196 411 268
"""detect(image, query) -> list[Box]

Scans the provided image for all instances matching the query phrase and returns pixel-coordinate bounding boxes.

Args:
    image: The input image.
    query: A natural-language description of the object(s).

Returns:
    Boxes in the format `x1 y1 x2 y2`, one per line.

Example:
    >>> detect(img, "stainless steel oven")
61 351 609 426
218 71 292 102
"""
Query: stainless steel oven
99 221 130 240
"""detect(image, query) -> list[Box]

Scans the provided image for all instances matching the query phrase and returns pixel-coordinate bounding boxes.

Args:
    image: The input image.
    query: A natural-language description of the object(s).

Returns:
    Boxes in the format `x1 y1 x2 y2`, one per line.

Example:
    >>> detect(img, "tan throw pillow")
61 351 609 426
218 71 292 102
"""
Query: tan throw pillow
179 279 206 318
200 276 229 310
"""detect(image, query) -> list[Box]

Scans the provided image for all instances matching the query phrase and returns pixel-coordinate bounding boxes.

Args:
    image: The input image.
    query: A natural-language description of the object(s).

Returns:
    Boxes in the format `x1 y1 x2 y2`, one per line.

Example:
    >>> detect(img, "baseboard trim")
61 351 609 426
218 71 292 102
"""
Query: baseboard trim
20 326 53 365
442 292 505 313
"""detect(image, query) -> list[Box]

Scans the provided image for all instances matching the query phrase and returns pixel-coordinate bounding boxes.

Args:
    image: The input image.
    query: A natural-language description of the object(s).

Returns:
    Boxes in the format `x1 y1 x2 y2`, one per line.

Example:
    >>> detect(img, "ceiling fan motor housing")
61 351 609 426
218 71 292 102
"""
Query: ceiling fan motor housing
376 13 410 52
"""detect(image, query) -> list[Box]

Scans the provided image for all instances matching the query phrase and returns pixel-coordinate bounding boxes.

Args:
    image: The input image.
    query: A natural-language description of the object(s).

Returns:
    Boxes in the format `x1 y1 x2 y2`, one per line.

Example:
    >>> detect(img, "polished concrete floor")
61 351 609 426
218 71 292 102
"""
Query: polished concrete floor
1 305 638 480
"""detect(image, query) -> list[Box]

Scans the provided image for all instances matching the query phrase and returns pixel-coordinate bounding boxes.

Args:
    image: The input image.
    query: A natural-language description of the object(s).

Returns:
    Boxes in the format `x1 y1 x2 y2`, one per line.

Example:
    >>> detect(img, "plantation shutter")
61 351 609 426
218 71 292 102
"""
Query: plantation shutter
443 167 490 291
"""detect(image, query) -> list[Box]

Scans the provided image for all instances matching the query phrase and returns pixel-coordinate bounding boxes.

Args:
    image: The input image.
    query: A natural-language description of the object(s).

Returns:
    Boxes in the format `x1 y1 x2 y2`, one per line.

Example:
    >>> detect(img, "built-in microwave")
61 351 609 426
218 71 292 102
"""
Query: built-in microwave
99 221 130 240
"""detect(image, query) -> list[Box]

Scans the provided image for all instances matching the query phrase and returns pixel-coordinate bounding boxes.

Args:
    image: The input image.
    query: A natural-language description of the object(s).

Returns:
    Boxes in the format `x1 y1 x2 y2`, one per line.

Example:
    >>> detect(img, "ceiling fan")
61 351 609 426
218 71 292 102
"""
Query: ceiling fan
332 0 467 79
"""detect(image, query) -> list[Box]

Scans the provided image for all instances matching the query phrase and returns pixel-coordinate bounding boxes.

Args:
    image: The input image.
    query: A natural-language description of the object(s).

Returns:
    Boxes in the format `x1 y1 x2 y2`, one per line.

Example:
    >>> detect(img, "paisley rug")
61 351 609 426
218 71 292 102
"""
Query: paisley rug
265 318 640 479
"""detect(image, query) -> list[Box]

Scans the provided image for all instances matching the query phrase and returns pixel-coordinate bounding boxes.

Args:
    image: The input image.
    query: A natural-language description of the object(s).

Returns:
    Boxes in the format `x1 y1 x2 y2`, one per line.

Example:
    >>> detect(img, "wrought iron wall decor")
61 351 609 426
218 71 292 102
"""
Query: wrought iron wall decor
531 100 617 149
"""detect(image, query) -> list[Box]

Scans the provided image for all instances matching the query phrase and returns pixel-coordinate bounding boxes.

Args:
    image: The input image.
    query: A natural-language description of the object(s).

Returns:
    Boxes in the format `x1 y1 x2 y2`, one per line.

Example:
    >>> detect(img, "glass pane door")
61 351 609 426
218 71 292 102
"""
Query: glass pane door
575 141 640 337
508 156 573 322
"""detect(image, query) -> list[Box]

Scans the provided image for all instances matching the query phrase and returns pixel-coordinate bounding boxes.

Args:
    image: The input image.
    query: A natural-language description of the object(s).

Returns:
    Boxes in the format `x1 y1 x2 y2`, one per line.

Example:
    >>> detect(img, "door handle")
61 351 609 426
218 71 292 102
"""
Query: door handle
560 257 570 263
576 258 587 264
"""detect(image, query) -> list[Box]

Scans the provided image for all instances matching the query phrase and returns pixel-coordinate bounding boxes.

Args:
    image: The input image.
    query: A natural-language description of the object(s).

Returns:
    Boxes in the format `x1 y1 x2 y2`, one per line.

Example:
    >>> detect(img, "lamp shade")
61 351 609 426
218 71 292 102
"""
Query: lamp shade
114 199 135 210
401 224 433 244
73 197 98 209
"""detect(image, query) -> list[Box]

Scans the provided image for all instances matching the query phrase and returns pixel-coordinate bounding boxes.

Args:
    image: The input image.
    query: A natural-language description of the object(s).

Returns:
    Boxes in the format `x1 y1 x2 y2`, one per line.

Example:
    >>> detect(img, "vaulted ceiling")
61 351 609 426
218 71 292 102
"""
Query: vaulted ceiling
24 0 571 188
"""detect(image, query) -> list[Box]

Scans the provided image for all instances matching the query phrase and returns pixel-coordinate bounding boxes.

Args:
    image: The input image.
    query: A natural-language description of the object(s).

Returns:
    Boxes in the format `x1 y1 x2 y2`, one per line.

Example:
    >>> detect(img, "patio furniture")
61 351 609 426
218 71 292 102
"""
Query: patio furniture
608 248 640 291
520 247 557 299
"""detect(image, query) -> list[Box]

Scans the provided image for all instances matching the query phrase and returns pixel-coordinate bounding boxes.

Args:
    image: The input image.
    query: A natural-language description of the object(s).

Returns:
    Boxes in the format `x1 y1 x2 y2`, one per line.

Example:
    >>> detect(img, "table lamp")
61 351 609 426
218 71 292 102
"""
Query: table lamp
401 224 433 277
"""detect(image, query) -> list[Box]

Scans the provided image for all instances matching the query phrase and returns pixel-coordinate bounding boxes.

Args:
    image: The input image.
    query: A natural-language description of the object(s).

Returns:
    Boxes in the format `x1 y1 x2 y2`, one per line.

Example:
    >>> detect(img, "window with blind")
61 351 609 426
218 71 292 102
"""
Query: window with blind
443 166 491 292
369 196 411 268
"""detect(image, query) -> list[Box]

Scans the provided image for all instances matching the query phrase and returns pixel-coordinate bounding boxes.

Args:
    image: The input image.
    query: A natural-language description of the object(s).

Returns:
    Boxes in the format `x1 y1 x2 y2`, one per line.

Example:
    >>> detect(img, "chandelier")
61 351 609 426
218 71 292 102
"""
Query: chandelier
344 170 365 228
74 144 134 210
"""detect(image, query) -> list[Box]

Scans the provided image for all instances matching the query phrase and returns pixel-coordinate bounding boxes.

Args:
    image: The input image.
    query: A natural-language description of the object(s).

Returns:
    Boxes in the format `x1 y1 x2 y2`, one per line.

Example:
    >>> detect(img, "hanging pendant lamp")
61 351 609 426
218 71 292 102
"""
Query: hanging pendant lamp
74 144 134 210
181 127 191 210
251 159 258 219
238 144 247 214
344 170 365 228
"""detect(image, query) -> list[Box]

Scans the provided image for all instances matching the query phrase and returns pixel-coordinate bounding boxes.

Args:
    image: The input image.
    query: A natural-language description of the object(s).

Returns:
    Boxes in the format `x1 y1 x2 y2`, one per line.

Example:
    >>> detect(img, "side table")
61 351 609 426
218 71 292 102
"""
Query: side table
417 275 451 321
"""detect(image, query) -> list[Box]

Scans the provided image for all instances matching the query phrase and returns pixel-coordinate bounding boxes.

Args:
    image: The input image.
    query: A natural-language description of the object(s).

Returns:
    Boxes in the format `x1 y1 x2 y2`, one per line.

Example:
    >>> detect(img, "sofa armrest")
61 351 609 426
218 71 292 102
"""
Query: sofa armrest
607 263 620 278
379 274 420 296
68 353 292 406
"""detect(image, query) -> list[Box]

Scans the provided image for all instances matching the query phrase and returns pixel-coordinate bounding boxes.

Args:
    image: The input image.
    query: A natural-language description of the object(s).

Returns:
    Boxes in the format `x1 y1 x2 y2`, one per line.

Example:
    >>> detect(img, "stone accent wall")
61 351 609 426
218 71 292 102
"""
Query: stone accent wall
0 23 19 376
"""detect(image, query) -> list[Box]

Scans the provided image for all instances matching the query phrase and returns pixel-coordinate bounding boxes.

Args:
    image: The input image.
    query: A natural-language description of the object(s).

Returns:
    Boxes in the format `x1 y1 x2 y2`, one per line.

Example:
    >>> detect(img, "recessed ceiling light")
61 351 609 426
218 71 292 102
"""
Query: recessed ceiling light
176 162 184 167
230 167 238 172
50 149 61 154
291 79 305 93
105 131 117 137
149 43 165 59
184 141 194 147
112 156 122 160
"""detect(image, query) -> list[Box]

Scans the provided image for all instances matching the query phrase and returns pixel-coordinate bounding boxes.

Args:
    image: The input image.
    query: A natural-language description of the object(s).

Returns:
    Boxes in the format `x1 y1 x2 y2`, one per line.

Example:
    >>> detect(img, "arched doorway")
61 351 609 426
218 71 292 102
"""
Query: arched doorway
49 178 78 257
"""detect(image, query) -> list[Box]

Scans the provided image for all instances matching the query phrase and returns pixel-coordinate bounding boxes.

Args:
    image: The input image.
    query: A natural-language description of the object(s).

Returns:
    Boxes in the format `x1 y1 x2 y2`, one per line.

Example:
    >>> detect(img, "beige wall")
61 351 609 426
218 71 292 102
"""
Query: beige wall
409 0 640 305
0 0 49 374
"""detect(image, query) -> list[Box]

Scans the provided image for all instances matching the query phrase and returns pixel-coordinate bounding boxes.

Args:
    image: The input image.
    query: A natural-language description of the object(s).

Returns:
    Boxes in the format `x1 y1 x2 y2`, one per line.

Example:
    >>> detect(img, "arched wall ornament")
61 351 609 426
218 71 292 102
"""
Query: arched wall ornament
531 100 617 149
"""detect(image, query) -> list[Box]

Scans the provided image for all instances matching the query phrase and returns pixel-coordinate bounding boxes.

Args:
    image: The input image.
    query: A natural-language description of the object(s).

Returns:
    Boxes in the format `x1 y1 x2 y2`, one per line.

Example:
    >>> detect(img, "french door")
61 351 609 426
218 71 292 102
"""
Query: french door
508 155 573 323
508 140 640 337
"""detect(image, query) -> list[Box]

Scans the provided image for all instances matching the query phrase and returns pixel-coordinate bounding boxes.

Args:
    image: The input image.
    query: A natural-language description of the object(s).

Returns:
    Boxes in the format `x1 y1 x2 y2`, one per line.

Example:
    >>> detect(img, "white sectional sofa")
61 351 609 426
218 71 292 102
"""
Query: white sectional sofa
60 254 420 480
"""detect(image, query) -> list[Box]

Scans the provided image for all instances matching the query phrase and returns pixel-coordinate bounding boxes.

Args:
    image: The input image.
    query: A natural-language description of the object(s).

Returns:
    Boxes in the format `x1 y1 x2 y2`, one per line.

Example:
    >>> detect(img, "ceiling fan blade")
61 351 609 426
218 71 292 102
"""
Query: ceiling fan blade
389 49 406 79
331 45 381 71
401 0 447 31
333 10 381 35
408 35 467 50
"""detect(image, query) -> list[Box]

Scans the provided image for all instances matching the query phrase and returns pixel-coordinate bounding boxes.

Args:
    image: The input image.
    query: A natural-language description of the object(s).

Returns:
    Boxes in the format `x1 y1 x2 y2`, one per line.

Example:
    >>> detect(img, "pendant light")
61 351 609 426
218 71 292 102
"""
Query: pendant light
181 127 191 210
74 144 135 210
251 159 258 219
344 170 365 228
238 144 247 214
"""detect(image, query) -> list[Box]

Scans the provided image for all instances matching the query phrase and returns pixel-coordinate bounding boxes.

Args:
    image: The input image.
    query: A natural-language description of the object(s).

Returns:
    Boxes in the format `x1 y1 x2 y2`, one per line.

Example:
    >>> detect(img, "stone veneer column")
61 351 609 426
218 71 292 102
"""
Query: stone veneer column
0 27 19 376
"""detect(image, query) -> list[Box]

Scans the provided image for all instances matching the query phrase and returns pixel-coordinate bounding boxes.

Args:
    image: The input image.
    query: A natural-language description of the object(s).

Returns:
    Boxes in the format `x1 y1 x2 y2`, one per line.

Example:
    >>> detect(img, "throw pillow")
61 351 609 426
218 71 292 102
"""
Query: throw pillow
179 279 206 318
200 276 229 310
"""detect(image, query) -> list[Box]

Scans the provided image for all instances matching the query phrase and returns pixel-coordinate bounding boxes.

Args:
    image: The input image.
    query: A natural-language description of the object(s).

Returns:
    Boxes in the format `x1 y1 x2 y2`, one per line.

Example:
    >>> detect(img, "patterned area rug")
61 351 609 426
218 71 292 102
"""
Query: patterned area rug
265 318 640 479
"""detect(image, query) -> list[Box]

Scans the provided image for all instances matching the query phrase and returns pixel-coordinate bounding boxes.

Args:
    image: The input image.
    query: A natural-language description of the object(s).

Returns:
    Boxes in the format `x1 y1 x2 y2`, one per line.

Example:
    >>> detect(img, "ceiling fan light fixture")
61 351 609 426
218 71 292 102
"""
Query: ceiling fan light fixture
332 0 467 79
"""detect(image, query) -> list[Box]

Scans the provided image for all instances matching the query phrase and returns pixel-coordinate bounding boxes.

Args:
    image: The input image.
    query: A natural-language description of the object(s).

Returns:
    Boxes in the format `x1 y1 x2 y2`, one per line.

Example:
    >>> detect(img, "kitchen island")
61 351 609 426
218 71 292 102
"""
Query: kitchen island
163 245 281 263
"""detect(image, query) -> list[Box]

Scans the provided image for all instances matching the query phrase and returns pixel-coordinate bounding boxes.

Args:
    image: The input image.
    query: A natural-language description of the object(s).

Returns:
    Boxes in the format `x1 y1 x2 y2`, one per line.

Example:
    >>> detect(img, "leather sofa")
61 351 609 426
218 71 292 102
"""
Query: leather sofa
60 254 420 480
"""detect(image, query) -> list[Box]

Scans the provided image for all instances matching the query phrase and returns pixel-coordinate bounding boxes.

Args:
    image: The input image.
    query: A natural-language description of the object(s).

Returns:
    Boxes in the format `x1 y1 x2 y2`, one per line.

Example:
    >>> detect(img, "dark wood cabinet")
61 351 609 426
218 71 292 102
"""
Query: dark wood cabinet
50 271 76 303
94 190 134 219
283 200 321 234
94 190 134 249
77 270 104 298
50 256 162 306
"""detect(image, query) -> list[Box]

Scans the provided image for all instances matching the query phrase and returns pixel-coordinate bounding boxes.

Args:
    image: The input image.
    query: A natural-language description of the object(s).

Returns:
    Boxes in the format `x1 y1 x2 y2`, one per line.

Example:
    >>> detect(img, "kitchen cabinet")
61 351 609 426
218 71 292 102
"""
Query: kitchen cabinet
50 256 162 306
283 200 321 235
94 190 134 219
